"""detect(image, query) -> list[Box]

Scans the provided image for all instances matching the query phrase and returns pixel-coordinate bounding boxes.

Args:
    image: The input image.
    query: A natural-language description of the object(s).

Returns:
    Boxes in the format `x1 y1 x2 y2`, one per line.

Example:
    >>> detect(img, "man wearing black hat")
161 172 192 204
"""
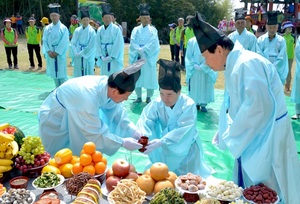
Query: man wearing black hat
228 11 258 52
257 11 288 85
26 17 43 70
96 3 124 77
189 12 300 203
42 3 69 88
71 6 96 77
136 59 212 176
129 3 160 104
38 60 145 156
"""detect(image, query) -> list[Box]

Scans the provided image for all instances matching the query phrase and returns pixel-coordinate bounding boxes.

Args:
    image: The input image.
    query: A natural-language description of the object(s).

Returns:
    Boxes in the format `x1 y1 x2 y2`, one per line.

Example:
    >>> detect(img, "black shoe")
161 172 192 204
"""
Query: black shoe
8 65 12 69
146 97 151 103
196 105 200 110
201 106 207 112
291 114 300 120
14 65 19 69
133 98 142 103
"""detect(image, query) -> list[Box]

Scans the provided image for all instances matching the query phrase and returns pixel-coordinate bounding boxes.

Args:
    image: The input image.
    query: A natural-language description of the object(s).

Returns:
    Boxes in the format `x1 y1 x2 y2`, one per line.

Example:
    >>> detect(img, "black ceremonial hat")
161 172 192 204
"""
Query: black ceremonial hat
48 3 61 14
101 3 112 17
267 11 278 25
112 59 145 92
80 6 90 19
235 11 245 21
188 12 225 53
157 59 182 92
138 3 150 16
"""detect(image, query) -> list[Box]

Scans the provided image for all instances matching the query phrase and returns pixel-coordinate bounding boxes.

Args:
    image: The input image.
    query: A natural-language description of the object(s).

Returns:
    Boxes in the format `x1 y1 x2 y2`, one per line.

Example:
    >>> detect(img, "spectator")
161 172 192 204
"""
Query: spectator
16 13 24 35
245 16 257 36
42 3 69 88
129 3 160 103
25 17 42 70
38 60 145 156
40 17 49 42
11 14 16 29
168 23 176 61
136 59 212 177
257 11 288 85
69 14 80 66
1 18 18 69
173 18 185 65
96 3 124 76
185 36 217 112
281 21 296 93
111 12 123 33
71 6 96 77
277 11 285 33
180 15 195 69
190 12 300 203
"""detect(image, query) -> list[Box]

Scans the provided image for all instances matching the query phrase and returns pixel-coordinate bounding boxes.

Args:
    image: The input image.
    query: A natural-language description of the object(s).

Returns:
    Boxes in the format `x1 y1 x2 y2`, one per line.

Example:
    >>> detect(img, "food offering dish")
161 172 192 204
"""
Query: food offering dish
175 173 207 203
9 175 29 189
0 189 35 204
206 180 243 203
242 183 279 204
32 173 65 190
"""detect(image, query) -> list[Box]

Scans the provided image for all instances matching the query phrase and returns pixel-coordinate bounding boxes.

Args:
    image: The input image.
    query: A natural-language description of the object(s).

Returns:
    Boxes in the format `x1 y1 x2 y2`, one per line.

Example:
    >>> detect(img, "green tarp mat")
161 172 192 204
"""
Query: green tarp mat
0 70 299 181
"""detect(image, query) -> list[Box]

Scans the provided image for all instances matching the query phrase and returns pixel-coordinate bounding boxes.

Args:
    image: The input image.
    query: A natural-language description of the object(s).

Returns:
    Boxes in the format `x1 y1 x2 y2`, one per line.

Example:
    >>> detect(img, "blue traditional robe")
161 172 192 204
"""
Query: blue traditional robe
136 94 212 178
257 33 288 84
185 37 217 105
71 24 96 77
129 24 160 89
215 42 300 203
42 20 69 79
228 28 258 52
96 23 124 76
291 36 300 104
38 76 138 156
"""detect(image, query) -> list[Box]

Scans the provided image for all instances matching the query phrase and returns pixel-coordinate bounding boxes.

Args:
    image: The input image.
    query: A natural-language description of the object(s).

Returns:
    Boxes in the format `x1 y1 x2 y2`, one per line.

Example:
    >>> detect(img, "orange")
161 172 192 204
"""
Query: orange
80 153 92 166
70 155 80 164
101 157 107 165
150 162 169 181
80 149 86 155
92 151 103 163
83 142 96 154
153 180 174 194
82 165 95 176
72 162 83 175
94 162 106 174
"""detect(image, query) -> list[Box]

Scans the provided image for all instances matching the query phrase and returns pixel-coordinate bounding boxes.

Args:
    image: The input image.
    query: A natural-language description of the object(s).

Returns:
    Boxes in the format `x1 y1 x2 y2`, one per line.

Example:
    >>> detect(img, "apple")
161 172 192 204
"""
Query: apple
106 168 114 180
106 176 121 192
129 163 136 173
125 172 139 181
112 159 130 178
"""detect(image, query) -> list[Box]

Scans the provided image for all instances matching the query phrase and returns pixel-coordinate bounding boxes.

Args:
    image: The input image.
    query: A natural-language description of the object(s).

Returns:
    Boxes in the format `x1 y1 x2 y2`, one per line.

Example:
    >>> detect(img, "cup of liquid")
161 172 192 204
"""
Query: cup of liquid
138 136 149 152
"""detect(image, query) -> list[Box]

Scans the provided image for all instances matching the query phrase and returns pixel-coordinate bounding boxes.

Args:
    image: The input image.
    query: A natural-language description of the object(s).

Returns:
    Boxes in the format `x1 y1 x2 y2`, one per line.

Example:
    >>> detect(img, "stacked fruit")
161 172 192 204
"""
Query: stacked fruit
0 123 25 148
136 162 177 196
45 142 107 178
14 136 50 174
0 125 19 178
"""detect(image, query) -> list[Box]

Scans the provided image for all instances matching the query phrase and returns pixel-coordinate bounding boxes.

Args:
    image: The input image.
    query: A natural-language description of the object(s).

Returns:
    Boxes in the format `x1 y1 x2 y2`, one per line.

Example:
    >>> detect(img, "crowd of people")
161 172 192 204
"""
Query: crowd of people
1 2 300 203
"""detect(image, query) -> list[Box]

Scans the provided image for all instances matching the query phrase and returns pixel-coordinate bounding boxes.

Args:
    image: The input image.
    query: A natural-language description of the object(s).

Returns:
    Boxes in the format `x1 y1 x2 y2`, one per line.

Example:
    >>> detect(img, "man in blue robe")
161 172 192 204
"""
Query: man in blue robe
38 60 145 156
129 3 160 103
185 37 217 112
228 12 258 52
42 3 69 88
190 12 300 203
96 4 124 77
136 59 212 177
71 6 96 77
291 36 300 120
257 11 288 84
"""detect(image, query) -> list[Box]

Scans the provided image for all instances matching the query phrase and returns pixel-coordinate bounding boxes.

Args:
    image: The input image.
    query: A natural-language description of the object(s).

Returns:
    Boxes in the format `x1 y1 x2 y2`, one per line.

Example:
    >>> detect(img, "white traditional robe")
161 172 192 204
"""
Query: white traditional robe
38 76 138 156
228 28 258 52
291 36 300 105
42 20 69 79
257 33 288 84
71 24 96 77
96 23 124 76
185 37 217 105
136 94 212 178
215 43 300 203
129 24 160 89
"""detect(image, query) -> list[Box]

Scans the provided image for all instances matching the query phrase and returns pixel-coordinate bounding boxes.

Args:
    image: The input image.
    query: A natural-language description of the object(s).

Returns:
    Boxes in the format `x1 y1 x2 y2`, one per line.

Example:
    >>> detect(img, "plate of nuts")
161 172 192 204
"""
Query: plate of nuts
243 183 279 204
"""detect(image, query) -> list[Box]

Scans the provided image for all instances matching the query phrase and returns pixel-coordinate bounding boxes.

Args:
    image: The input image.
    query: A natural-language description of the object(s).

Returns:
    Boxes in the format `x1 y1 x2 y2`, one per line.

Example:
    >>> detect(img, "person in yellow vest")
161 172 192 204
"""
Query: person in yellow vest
180 15 194 70
0 18 18 69
168 23 176 61
26 17 42 70
173 18 184 65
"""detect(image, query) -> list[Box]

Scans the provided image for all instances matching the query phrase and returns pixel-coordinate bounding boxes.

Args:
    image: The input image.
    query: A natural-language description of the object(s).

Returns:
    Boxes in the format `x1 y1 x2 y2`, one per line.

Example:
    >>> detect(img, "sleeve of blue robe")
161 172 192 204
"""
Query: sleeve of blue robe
273 37 288 84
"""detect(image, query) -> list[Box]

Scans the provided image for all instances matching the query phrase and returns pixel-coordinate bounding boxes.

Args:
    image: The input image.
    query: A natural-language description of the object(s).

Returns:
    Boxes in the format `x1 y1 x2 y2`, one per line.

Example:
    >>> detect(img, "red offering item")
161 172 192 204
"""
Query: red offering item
9 176 29 189
243 183 278 204
138 136 149 152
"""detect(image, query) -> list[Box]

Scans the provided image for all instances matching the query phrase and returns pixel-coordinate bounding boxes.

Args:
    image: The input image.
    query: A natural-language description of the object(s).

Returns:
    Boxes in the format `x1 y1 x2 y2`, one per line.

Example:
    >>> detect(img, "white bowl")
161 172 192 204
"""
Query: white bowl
32 174 65 190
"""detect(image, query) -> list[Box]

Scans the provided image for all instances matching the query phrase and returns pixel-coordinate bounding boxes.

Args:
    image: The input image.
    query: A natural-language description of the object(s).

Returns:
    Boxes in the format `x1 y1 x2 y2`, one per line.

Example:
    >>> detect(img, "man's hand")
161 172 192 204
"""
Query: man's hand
144 139 162 154
122 138 143 151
